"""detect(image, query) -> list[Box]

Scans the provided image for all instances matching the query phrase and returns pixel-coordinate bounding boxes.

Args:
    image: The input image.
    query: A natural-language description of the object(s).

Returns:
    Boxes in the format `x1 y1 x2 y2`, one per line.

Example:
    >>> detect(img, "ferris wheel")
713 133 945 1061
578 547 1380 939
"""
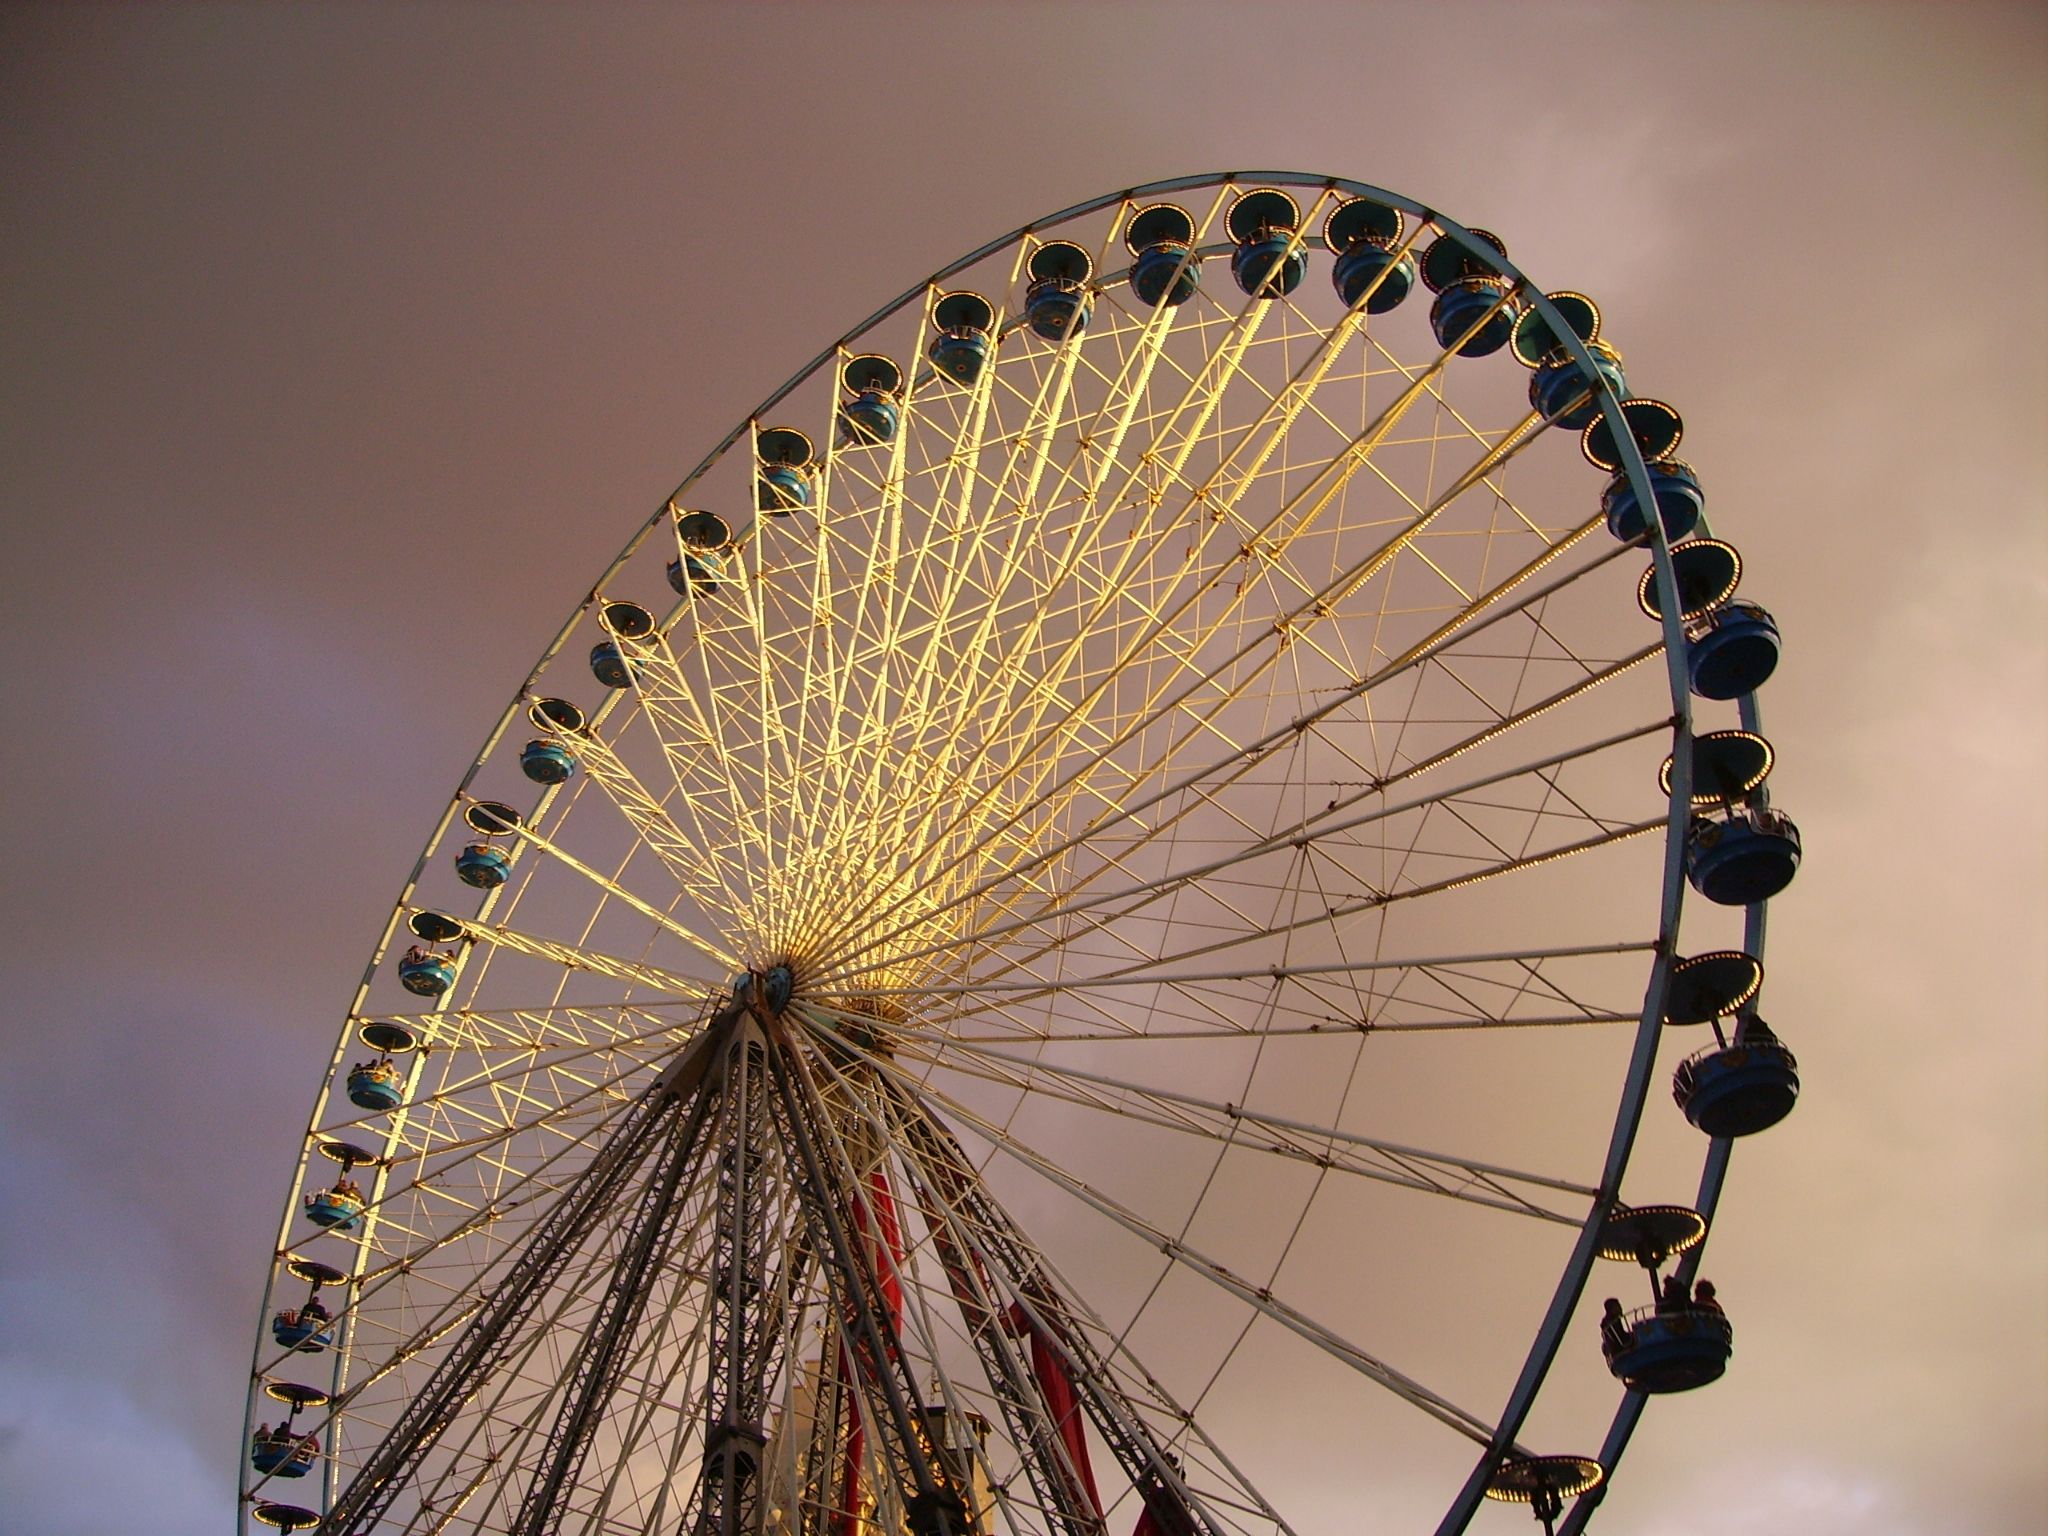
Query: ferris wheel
240 172 1804 1536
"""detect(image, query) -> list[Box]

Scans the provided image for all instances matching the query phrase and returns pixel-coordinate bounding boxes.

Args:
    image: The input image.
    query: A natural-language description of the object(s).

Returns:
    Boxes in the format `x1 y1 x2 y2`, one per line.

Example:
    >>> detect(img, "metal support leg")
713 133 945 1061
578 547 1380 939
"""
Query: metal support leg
320 1058 701 1535
512 1075 722 1536
880 1080 1228 1536
696 1029 774 1536
837 1047 1103 1536
761 1031 966 1536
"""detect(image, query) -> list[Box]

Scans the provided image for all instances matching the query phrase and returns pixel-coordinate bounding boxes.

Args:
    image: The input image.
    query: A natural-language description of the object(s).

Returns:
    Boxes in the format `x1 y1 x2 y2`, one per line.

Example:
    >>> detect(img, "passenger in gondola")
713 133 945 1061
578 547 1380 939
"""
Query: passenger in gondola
1657 1273 1689 1314
301 1297 330 1323
1737 1015 1778 1047
1600 1297 1629 1355
334 1177 363 1203
1693 1279 1723 1316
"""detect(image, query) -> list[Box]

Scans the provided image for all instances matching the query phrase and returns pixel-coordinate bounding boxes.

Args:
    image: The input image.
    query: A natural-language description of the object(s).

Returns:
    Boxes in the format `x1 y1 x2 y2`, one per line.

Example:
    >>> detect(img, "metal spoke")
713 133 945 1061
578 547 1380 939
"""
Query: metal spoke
885 1029 1595 1221
446 809 742 977
868 1050 1503 1449
441 907 721 998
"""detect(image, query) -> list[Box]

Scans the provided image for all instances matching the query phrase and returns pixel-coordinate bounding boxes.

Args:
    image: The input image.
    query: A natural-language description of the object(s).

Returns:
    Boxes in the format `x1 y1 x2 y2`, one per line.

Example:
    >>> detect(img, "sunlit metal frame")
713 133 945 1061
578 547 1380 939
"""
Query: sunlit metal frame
237 171 1774 1536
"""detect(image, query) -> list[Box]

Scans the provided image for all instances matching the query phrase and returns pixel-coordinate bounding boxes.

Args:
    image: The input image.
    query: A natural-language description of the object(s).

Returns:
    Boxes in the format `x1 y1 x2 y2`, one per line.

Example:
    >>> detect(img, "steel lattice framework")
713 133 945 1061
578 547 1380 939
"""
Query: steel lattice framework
240 173 1791 1536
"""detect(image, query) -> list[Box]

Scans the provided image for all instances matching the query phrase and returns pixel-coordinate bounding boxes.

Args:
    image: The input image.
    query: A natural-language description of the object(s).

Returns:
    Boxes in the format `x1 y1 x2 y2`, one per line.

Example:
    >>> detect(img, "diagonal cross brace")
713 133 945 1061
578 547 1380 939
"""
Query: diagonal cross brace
317 1022 725 1536
510 1070 722 1536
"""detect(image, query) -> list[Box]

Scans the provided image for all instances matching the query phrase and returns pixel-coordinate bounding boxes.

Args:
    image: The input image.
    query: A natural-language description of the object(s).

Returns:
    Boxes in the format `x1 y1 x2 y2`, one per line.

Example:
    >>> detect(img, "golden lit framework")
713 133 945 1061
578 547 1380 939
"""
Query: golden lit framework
242 175 1770 1536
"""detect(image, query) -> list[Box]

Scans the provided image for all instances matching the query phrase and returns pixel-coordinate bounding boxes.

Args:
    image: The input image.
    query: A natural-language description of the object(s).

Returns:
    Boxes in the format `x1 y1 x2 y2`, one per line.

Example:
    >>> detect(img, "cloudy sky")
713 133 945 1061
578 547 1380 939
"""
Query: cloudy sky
3 3 2043 1533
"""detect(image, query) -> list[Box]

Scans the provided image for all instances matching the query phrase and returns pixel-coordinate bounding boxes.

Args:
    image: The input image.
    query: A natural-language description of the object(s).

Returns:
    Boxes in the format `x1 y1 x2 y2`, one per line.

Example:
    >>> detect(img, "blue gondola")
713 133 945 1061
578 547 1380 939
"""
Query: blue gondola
732 962 795 1015
839 355 904 445
270 1302 334 1353
755 426 815 514
250 1428 318 1477
929 291 995 385
1675 1020 1800 1136
1332 241 1417 312
1422 230 1517 356
520 739 578 785
1131 241 1200 307
931 329 991 384
1325 197 1415 314
840 392 899 444
1685 806 1802 905
303 1183 365 1231
1531 340 1627 430
1431 276 1518 356
1126 203 1202 308
1604 1305 1733 1392
1686 599 1782 700
346 1060 404 1112
589 640 640 689
398 945 456 997
1603 458 1705 545
663 520 729 600
668 552 726 596
1592 1205 1728 1392
1025 242 1094 340
1229 189 1306 299
455 841 512 889
757 463 809 512
1231 234 1306 298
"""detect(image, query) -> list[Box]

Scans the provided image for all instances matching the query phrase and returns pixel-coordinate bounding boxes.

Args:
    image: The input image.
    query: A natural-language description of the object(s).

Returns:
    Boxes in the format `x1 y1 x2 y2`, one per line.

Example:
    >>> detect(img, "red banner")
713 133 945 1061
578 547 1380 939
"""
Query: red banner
1005 1302 1103 1520
836 1169 907 1536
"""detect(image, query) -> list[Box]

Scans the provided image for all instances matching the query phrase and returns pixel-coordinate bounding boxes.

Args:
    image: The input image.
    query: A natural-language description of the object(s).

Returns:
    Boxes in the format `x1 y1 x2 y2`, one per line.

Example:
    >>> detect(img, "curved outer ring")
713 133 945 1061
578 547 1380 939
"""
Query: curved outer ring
240 171 1740 1533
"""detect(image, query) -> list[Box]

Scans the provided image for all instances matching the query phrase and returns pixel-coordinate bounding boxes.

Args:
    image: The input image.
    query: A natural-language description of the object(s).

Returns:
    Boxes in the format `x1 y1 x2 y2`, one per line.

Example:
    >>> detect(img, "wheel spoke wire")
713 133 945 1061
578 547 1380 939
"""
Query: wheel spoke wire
879 1026 1593 1222
827 1025 1503 1454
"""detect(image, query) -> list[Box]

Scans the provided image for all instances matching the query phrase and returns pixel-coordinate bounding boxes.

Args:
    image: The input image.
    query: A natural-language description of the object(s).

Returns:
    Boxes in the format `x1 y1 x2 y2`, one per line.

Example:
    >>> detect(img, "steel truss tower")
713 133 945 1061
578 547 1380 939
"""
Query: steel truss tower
312 975 1220 1536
